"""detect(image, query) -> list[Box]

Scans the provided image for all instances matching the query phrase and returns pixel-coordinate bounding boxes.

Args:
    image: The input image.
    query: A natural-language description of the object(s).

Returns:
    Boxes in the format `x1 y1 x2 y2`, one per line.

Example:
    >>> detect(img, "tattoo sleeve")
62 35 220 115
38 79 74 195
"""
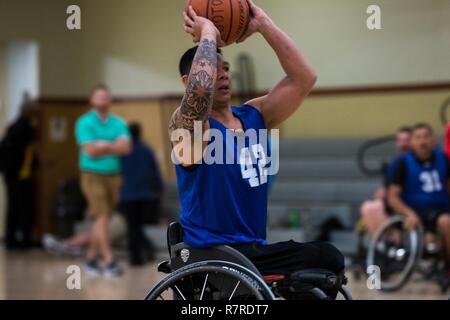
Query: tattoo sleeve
170 38 218 132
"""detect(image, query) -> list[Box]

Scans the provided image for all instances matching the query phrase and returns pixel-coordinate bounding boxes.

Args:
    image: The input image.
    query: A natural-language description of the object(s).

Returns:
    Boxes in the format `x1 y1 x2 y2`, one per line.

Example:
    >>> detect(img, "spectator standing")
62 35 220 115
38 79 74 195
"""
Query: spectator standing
75 85 131 277
119 122 164 266
0 99 39 250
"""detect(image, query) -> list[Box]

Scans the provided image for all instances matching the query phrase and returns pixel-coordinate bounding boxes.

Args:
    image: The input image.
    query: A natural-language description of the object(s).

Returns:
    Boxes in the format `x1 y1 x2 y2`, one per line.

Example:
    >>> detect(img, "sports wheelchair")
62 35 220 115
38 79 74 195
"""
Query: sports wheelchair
145 222 353 300
365 215 449 292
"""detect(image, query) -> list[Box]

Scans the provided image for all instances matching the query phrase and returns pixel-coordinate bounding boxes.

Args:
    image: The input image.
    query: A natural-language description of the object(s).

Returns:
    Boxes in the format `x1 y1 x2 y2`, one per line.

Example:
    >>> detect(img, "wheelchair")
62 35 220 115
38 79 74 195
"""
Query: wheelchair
145 222 353 300
366 215 449 293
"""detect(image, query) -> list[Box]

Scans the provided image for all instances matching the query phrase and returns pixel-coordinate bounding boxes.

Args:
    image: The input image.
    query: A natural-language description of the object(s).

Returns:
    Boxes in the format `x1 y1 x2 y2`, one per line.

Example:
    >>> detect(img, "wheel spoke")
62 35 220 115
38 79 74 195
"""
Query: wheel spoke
174 285 187 301
200 274 209 300
229 280 241 300
218 272 226 300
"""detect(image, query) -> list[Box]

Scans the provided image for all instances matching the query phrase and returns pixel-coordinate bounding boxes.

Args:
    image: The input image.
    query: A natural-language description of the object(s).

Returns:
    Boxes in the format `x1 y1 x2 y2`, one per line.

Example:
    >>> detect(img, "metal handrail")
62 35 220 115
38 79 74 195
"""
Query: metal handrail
357 135 395 177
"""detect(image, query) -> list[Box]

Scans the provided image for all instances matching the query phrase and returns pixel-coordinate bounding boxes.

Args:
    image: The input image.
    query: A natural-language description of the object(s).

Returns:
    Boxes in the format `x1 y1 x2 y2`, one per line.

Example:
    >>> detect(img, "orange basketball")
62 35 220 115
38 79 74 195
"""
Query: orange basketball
187 0 250 46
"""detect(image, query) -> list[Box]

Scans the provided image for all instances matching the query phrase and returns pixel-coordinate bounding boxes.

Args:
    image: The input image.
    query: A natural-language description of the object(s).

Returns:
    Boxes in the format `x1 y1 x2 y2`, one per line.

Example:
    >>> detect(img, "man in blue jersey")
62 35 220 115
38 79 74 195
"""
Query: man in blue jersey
168 1 345 291
388 123 450 278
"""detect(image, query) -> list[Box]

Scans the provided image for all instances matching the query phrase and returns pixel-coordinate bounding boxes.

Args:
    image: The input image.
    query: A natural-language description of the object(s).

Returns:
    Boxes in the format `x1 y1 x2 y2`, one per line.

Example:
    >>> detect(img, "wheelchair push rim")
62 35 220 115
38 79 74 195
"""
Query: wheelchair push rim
145 260 276 301
366 215 423 292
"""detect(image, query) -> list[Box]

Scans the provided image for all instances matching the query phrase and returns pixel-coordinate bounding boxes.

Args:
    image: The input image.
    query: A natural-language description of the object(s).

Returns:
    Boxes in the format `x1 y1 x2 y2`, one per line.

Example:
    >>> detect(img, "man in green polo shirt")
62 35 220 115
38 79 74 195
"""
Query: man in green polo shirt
75 84 131 277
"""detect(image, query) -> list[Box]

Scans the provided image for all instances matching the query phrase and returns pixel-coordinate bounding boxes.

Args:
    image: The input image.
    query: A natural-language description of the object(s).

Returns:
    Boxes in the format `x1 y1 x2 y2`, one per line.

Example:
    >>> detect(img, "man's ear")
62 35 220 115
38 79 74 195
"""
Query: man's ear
181 75 189 88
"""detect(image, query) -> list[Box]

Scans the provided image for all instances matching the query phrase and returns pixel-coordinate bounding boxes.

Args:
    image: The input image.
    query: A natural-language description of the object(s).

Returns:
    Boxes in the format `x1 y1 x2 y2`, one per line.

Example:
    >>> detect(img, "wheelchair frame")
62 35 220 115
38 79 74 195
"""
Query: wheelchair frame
145 222 353 300
366 215 449 293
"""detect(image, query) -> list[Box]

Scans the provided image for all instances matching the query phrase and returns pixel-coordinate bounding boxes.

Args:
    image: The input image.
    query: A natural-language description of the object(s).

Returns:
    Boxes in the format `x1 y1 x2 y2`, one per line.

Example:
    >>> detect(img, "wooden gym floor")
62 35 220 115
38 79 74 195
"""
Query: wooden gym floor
0 248 447 300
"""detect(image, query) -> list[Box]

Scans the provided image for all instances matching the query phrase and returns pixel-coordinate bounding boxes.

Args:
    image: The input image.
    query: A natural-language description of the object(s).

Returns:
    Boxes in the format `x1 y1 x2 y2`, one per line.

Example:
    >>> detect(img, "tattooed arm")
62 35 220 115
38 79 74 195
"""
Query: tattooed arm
169 7 221 166
169 36 218 133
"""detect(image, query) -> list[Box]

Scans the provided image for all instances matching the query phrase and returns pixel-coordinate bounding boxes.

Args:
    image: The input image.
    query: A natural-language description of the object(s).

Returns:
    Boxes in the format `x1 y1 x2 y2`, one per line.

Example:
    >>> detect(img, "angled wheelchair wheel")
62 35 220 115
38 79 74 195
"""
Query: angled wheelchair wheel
145 261 276 301
366 216 423 292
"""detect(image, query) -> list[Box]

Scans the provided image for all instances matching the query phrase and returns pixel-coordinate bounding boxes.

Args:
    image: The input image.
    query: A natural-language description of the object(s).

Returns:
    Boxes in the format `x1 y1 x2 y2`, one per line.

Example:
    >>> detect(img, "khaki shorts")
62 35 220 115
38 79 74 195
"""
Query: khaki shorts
80 172 121 217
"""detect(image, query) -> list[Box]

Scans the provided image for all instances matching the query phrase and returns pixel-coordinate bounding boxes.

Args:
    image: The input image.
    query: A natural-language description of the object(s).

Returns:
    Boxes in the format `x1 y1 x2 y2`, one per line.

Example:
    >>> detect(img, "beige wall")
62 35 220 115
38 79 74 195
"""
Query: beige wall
283 89 450 138
0 44 6 239
1 0 450 97
0 44 6 131
78 0 450 95
228 0 450 89
0 0 84 95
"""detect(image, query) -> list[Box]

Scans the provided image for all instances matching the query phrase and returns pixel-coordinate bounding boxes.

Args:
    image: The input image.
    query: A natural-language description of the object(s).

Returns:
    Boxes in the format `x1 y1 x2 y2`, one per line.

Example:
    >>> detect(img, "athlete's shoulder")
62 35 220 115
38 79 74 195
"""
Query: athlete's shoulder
232 103 261 115
434 147 446 157
392 153 407 164
388 154 405 170
232 104 266 129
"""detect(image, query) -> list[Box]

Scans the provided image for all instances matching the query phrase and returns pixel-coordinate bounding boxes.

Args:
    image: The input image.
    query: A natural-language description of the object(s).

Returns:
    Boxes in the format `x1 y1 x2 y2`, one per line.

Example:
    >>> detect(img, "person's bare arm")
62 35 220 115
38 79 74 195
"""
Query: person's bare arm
169 7 222 165
387 184 421 230
108 137 132 156
373 186 386 200
83 142 110 158
240 0 317 130
83 138 131 158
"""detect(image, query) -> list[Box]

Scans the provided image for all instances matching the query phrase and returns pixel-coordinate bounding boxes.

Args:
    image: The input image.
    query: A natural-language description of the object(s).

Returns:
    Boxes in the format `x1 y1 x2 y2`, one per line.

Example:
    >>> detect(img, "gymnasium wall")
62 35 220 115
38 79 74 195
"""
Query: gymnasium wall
0 45 6 239
0 0 84 96
227 0 450 89
1 0 449 96
284 89 450 138
0 46 6 133
72 0 450 95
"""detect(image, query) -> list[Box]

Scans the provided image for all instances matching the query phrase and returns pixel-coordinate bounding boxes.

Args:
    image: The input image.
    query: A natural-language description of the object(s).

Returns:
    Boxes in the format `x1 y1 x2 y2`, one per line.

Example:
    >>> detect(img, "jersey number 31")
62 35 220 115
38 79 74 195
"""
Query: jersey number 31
420 170 442 193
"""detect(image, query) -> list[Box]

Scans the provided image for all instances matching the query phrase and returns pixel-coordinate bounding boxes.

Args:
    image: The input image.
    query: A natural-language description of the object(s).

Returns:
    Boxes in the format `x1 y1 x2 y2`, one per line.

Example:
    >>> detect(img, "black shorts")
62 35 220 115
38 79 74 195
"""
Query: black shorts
232 240 345 276
415 208 450 233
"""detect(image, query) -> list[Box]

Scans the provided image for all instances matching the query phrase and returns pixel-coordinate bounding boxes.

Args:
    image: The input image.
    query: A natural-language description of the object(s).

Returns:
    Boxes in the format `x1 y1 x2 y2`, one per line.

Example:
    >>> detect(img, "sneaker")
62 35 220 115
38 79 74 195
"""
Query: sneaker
42 234 85 257
103 262 123 278
64 245 85 257
84 260 102 277
42 234 65 255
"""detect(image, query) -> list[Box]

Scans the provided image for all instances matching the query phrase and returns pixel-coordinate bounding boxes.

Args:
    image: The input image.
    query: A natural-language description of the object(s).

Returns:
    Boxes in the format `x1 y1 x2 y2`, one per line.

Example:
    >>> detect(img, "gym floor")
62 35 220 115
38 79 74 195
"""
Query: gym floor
0 249 447 300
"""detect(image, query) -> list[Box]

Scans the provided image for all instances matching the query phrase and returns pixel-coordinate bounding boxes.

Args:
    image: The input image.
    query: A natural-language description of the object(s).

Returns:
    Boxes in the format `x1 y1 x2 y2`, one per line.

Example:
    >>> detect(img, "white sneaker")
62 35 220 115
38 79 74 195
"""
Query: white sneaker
42 234 64 255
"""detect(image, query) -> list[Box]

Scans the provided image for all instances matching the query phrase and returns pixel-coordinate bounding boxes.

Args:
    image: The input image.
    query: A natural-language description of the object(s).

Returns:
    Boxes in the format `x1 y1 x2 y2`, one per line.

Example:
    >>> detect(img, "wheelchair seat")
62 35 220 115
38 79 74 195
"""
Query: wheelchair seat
161 222 262 276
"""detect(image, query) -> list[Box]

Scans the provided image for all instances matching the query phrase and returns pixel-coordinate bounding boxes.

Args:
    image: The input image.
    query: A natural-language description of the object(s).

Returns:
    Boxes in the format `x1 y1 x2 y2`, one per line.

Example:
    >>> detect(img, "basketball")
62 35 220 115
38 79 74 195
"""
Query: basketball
187 0 250 46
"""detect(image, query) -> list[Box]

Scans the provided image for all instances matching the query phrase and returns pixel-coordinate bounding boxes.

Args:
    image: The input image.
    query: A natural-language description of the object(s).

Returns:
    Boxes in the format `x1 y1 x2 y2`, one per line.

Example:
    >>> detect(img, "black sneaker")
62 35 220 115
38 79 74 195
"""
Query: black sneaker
103 261 123 278
84 260 102 277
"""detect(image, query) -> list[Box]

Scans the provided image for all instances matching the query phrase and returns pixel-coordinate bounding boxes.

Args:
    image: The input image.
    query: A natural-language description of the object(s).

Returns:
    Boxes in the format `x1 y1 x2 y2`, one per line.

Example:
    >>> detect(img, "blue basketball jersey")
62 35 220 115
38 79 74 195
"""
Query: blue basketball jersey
175 104 270 248
401 148 450 210
387 155 403 178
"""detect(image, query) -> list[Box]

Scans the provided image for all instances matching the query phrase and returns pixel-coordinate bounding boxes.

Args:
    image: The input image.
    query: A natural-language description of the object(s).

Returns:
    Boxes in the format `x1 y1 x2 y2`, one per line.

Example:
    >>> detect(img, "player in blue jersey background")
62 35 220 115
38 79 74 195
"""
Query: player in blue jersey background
387 123 450 280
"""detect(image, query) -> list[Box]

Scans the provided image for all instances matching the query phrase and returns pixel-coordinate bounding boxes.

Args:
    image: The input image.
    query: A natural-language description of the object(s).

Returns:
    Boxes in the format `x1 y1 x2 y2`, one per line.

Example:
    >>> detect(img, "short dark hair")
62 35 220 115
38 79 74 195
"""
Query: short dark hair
90 84 110 96
179 46 223 77
129 122 142 142
397 126 412 135
412 122 434 135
